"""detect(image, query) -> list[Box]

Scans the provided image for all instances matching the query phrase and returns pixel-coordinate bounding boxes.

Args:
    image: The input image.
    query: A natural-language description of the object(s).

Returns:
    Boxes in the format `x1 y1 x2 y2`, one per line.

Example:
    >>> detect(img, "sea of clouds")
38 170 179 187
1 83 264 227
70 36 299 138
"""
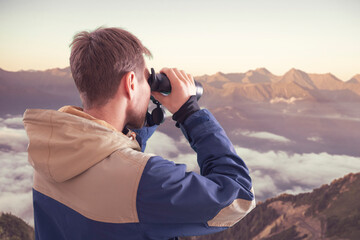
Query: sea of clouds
146 131 360 201
0 115 359 227
0 115 33 225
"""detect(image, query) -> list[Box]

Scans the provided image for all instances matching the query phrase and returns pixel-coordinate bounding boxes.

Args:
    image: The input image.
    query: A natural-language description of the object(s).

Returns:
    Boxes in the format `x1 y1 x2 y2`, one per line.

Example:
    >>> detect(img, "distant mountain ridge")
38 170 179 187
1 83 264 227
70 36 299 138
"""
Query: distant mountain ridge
195 67 357 85
348 74 360 84
1 66 359 115
0 67 81 115
195 68 360 105
183 172 360 240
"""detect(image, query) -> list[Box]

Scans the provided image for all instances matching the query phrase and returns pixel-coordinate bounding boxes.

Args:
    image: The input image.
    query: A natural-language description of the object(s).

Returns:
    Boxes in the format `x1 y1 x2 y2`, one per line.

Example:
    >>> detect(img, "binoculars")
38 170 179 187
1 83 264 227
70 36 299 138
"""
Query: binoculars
146 68 204 126
148 68 203 100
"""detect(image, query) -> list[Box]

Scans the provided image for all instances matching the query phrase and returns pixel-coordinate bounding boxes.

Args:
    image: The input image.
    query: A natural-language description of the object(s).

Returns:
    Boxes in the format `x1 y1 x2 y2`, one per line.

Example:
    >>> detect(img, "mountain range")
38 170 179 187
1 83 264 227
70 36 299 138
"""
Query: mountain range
195 68 360 106
0 67 80 116
1 67 360 116
182 172 360 240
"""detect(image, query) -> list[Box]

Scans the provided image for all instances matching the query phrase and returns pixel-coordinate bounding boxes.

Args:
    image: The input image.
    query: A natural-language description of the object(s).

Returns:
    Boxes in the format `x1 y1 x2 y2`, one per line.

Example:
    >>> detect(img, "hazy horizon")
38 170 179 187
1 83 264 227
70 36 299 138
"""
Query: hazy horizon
1 65 359 82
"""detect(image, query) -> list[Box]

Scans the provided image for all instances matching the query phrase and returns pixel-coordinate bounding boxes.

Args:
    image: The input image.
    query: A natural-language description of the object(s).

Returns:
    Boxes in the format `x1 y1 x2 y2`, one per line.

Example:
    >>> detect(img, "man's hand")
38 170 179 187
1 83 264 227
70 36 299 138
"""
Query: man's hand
151 68 197 114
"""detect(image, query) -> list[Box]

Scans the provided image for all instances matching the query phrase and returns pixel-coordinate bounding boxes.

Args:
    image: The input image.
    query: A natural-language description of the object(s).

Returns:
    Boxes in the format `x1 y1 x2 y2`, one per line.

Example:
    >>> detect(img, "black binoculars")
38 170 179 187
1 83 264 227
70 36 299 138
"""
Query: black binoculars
146 68 204 126
148 68 203 100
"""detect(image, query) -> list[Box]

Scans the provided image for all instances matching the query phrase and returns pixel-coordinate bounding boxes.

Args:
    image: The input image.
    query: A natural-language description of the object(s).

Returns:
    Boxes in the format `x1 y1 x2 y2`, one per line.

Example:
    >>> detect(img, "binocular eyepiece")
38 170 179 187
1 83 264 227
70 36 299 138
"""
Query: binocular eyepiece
148 68 203 100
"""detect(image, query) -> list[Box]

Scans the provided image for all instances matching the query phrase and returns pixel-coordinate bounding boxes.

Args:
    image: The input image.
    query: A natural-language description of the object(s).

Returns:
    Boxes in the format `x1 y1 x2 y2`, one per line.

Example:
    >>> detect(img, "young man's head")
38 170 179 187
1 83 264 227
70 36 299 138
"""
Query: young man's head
70 27 152 109
69 27 152 129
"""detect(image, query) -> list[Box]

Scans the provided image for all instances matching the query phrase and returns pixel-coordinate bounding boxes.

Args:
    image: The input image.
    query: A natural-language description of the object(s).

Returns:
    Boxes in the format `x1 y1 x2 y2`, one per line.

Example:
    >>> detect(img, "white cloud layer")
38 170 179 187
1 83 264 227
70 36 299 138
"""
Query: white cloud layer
0 126 28 152
145 131 179 157
235 147 360 200
146 131 200 172
270 97 302 104
0 115 28 152
0 150 33 226
2 116 24 127
147 131 360 201
1 114 359 227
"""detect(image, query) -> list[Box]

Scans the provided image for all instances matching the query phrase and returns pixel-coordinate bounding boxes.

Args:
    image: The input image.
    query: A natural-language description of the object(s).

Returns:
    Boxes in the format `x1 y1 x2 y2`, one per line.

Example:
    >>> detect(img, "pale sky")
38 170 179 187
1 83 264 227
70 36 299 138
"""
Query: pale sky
0 0 359 80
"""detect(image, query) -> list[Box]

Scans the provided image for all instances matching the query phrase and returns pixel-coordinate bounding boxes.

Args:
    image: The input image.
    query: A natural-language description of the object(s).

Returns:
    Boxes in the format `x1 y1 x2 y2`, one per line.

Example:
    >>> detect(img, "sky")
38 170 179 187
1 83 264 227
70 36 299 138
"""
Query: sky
0 0 359 80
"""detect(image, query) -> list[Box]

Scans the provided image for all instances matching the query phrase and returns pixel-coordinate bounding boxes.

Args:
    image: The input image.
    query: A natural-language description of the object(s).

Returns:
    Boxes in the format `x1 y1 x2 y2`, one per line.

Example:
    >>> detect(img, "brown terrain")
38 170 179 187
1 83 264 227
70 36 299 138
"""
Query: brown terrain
182 172 360 240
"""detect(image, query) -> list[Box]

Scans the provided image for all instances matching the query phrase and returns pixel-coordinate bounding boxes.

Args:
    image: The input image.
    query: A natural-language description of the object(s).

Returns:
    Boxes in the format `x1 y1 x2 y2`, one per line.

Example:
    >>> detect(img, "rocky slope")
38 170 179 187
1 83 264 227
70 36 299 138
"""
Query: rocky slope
182 172 360 240
0 213 34 240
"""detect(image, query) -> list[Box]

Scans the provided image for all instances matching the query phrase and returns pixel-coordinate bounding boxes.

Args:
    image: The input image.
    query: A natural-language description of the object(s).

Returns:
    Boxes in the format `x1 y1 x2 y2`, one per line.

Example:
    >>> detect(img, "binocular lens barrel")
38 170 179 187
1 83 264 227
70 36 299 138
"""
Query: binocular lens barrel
148 68 203 100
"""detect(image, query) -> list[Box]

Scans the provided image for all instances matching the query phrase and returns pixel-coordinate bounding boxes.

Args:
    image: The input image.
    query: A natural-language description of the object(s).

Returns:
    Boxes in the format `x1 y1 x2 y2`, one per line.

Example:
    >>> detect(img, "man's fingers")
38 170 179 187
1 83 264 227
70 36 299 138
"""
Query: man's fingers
160 68 179 86
173 69 186 82
187 73 194 83
160 68 191 86
184 72 195 86
180 70 192 84
154 67 196 113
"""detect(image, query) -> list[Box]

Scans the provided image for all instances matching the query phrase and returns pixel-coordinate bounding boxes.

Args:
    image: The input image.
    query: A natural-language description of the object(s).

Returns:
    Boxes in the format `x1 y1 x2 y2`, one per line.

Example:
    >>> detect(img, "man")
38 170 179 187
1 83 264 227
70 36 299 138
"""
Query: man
23 27 255 240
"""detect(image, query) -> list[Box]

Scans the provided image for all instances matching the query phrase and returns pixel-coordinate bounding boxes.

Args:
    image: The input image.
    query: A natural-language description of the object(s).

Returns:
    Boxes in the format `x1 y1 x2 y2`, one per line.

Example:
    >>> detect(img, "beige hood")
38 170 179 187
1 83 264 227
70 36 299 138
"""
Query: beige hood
23 106 141 183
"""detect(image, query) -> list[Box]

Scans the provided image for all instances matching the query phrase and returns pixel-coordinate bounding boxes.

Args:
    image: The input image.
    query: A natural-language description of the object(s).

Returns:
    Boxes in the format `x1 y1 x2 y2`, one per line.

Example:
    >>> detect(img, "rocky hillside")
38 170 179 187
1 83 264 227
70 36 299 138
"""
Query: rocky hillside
0 213 34 240
182 172 360 240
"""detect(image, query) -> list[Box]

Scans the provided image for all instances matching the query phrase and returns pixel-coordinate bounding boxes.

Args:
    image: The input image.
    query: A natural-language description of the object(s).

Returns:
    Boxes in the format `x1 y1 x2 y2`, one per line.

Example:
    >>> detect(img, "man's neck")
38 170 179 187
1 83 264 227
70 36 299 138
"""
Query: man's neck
84 102 127 132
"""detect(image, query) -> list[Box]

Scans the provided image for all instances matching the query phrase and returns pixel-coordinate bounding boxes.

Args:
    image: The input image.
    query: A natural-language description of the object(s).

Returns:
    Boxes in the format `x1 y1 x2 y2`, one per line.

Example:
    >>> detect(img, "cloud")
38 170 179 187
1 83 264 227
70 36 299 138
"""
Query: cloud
2 116 24 127
307 136 322 142
146 131 201 173
270 97 302 104
233 130 291 143
146 131 360 201
145 131 179 158
235 147 360 201
171 153 200 173
0 150 33 226
0 126 28 152
0 115 28 152
0 115 33 225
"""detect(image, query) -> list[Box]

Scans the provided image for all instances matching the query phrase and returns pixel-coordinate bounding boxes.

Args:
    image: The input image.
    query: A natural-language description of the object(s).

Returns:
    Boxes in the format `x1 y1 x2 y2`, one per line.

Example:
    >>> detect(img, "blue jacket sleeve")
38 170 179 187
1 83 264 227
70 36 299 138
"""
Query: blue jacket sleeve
136 109 255 238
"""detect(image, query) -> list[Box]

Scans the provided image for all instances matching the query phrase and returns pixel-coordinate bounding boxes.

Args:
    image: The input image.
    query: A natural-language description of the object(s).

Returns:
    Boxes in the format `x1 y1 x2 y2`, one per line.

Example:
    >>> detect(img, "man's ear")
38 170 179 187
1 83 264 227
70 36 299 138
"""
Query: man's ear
122 71 136 100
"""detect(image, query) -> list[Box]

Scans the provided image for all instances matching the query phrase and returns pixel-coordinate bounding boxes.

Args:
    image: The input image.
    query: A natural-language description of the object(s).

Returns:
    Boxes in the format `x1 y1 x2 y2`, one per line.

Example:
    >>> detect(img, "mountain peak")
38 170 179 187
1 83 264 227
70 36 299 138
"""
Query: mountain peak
281 68 316 89
256 67 271 74
348 74 360 84
240 68 277 84
288 67 303 73
214 71 225 76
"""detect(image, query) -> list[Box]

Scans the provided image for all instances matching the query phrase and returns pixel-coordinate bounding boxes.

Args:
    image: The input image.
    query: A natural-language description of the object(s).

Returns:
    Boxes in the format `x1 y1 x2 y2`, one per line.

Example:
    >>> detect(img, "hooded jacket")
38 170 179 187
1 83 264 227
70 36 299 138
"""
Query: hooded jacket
23 106 255 240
